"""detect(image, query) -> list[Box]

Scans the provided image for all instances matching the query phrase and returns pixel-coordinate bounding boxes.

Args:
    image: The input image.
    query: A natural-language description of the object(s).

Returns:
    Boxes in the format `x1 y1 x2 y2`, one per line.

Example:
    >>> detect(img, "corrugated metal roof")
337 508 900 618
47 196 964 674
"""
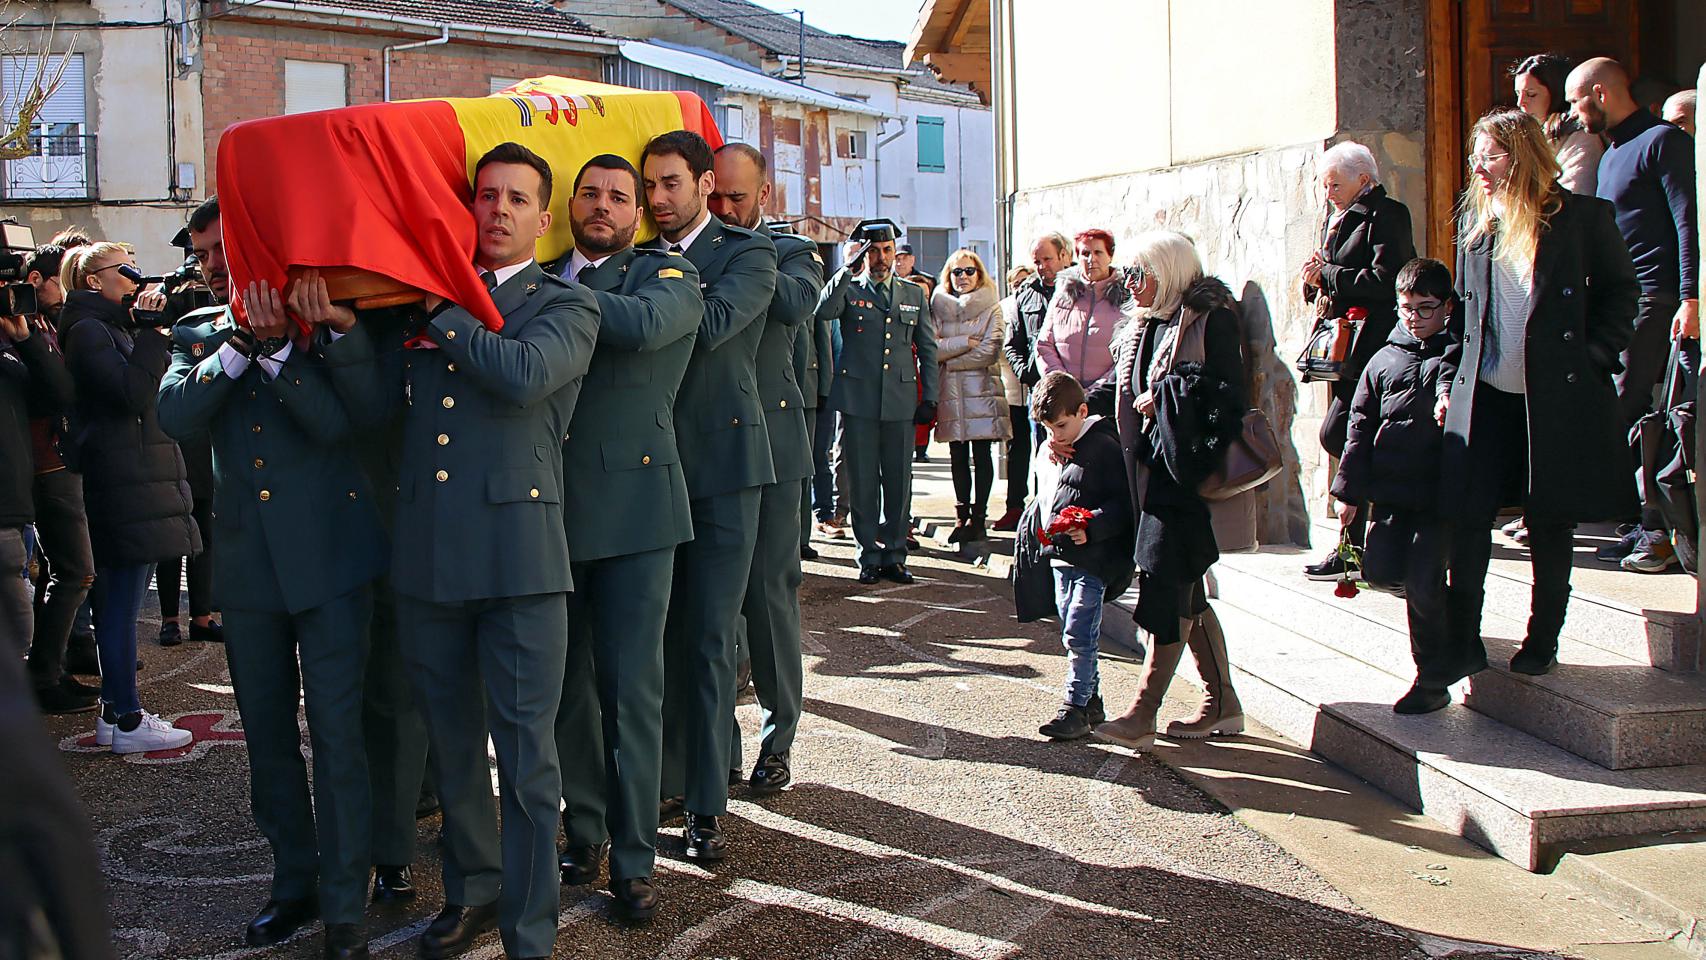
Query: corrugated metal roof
618 41 890 116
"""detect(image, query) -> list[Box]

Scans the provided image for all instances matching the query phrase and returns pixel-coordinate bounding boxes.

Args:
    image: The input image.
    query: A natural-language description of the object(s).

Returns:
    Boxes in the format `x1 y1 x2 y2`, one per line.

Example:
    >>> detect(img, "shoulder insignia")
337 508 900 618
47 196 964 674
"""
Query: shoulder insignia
191 342 205 357
658 268 684 280
526 282 539 293
712 235 724 244
810 252 824 263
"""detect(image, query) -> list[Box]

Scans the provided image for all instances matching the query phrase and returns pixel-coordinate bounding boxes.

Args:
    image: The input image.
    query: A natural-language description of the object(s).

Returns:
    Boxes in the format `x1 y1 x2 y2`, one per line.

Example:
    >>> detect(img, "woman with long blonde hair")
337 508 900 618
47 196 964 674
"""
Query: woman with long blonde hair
1439 107 1637 681
932 248 1011 541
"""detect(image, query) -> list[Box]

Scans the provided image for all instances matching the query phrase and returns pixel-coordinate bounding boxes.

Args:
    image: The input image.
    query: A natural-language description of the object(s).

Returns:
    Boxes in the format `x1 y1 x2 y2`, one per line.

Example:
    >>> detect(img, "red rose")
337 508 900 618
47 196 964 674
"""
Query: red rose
1334 580 1359 599
1344 307 1368 322
1045 506 1095 537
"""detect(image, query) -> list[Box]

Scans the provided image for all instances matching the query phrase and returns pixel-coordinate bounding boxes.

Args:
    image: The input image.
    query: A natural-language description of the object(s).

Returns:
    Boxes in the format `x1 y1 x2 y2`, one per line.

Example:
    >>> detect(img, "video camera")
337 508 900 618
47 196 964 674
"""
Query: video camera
0 219 40 316
119 258 215 328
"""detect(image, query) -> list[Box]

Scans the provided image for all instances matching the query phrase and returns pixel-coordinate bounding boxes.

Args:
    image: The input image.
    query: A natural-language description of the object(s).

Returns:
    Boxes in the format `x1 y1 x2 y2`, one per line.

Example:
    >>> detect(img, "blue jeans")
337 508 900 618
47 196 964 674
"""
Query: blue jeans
812 406 838 521
91 563 152 715
1052 565 1105 707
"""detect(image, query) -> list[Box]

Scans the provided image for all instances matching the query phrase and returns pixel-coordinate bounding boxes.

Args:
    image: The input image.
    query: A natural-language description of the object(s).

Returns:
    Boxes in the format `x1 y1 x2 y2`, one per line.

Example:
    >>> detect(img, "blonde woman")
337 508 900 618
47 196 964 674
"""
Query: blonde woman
58 242 199 754
933 249 1011 542
1441 108 1637 679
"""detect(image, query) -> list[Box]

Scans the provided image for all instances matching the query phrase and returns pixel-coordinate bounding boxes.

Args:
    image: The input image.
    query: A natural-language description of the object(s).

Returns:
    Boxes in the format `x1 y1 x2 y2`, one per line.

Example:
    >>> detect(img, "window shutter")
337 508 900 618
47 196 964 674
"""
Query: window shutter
284 60 347 115
1 54 85 124
916 116 945 173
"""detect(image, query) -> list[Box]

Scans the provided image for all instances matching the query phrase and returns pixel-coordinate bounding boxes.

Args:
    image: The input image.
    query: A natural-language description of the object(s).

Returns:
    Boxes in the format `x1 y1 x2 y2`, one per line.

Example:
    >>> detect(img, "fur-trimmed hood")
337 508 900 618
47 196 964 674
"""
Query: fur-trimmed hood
1180 275 1236 316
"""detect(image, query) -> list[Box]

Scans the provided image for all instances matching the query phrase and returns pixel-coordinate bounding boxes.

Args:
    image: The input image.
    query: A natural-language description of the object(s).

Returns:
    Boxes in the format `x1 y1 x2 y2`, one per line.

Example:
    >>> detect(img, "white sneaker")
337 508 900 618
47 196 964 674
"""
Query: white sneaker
110 712 192 755
95 714 114 747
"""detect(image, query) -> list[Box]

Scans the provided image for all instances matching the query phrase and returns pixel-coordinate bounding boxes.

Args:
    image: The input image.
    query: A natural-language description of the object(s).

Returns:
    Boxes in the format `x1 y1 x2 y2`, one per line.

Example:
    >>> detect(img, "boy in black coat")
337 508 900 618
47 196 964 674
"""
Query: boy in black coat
1030 372 1134 740
1331 258 1484 715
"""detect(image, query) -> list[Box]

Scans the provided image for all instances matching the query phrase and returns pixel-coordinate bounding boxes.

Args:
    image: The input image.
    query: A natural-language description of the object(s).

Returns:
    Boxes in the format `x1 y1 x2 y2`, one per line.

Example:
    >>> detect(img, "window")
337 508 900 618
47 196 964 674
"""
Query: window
1 53 92 200
906 227 952 278
490 76 521 94
284 60 347 115
916 116 944 173
836 128 868 160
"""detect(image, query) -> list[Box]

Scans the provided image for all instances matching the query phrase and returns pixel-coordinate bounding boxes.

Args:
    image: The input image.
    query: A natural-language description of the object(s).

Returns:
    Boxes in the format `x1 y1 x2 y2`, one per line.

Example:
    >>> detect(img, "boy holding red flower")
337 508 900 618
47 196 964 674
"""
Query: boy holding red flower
1031 372 1135 740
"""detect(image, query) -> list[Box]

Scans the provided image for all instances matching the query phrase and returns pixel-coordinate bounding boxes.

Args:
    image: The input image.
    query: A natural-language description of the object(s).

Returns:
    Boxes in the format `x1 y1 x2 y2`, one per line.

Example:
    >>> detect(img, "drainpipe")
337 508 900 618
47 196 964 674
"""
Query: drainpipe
872 114 908 224
383 24 450 102
989 0 1010 292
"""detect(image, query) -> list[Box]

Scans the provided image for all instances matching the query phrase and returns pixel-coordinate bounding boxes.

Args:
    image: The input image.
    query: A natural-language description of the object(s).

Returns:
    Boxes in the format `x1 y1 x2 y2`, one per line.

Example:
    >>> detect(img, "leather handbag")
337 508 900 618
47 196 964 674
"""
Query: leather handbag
1295 305 1366 383
1198 407 1283 502
1632 341 1698 573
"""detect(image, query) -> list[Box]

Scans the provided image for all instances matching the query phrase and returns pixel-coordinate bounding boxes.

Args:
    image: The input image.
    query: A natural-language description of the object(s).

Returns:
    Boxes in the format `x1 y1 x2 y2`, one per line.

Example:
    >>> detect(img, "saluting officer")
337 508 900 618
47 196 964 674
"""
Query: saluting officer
323 143 600 960
548 153 702 924
157 197 386 960
708 143 822 794
640 130 778 862
815 220 939 584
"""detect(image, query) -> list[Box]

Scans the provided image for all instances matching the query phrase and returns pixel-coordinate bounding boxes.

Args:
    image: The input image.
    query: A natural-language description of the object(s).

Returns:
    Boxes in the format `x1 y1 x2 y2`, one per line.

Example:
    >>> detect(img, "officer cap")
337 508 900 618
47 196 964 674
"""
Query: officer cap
851 218 901 243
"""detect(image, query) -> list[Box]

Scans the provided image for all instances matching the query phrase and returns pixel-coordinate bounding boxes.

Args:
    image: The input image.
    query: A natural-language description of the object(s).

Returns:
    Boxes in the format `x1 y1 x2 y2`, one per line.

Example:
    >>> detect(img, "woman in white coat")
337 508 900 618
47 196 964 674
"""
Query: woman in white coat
933 249 1012 542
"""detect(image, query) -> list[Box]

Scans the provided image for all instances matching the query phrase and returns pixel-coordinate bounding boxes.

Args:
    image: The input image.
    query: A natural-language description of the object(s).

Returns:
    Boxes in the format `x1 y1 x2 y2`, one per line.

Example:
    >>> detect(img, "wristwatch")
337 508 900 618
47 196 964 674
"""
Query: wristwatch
255 336 290 358
224 327 258 358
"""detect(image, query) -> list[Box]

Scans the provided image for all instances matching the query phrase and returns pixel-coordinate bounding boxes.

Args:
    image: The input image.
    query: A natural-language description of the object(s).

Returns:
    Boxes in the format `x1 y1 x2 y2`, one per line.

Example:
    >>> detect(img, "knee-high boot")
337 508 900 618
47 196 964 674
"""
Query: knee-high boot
1166 606 1245 739
1091 622 1190 752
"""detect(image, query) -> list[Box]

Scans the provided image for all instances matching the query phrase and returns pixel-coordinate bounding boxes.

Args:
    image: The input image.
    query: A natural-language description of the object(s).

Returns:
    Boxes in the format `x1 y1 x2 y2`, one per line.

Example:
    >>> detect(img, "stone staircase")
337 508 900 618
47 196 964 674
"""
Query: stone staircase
1185 520 1706 871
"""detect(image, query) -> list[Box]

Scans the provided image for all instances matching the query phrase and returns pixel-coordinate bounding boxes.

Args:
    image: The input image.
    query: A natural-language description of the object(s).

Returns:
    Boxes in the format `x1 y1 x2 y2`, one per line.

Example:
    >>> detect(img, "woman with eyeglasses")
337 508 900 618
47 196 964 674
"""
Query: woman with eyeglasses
1035 228 1136 418
58 241 199 754
1512 52 1603 196
931 250 1012 542
1440 108 1637 679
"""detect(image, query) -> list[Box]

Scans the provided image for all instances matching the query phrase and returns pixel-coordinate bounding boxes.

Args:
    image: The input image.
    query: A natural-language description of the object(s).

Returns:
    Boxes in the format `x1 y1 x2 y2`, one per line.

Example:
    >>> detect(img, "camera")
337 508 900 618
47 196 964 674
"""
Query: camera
119 258 214 328
0 219 40 316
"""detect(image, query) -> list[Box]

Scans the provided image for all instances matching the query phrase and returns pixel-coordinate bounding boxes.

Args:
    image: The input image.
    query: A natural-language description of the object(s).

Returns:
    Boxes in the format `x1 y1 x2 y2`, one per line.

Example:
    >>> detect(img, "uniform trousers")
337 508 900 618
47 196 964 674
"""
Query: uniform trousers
557 547 673 882
362 578 430 869
733 478 805 774
395 591 567 959
222 586 374 924
661 488 761 816
841 414 914 568
1 527 31 658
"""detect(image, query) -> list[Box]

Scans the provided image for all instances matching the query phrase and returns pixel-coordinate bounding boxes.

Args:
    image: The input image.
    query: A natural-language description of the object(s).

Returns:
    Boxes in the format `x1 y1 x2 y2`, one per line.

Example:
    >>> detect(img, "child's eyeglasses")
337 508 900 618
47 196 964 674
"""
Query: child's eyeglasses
1397 301 1446 319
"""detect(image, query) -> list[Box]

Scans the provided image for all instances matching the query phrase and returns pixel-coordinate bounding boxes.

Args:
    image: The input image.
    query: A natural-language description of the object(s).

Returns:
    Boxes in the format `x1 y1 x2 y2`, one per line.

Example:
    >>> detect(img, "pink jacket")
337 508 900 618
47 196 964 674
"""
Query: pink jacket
1035 266 1133 388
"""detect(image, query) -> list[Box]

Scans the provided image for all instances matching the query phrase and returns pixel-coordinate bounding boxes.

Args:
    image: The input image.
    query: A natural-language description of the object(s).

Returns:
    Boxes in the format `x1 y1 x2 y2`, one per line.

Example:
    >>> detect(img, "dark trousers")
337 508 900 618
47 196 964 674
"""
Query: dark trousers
362 579 430 868
811 406 837 522
396 591 568 959
156 498 214 620
27 470 93 691
949 440 995 515
738 478 805 767
1 527 31 659
801 412 818 546
661 488 760 817
557 547 673 882
223 587 374 924
1366 506 1466 688
91 563 152 715
841 414 913 568
1005 405 1029 513
1447 384 1575 659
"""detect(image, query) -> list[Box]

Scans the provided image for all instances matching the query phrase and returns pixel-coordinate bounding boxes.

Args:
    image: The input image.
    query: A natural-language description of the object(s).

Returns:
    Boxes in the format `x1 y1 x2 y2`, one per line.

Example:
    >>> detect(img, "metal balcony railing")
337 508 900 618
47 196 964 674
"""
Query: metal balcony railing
3 127 96 201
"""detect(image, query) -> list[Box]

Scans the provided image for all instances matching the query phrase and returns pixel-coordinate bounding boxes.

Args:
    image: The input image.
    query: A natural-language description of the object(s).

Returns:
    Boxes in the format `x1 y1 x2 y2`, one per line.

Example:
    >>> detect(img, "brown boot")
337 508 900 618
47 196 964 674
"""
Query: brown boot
1166 607 1245 739
1092 626 1188 751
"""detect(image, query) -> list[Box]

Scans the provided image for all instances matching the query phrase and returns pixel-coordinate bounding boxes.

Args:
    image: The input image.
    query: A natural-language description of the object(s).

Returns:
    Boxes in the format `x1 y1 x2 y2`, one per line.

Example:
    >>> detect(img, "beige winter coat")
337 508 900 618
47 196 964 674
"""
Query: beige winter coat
997 294 1028 407
932 285 1013 443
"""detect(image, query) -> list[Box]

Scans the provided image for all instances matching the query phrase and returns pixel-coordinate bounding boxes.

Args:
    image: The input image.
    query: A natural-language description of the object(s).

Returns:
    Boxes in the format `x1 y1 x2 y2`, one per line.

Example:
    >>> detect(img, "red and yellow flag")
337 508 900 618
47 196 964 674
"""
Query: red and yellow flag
215 78 723 332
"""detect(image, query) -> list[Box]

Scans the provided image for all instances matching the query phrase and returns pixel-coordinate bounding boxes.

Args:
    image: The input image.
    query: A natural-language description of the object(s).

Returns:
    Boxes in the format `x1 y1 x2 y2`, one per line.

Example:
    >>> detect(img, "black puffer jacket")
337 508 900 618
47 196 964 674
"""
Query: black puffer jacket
0 332 75 525
60 291 200 565
1003 272 1057 387
1037 415 1135 592
1331 324 1453 512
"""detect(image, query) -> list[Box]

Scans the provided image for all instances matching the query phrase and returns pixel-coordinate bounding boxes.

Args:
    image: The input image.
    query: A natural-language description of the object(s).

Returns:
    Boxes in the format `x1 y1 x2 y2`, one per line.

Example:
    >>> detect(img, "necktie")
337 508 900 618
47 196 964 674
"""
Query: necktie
873 279 891 314
481 270 498 293
669 244 684 255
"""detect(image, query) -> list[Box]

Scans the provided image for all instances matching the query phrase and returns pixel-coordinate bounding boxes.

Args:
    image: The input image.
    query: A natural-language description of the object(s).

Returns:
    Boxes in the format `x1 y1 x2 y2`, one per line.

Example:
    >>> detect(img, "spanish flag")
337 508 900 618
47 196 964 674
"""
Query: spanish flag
215 78 723 332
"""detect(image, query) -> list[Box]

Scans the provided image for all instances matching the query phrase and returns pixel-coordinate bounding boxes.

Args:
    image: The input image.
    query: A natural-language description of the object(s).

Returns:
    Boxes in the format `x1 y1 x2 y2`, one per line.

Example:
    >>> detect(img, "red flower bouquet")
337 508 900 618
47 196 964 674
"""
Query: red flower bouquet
1344 306 1368 323
1042 506 1094 546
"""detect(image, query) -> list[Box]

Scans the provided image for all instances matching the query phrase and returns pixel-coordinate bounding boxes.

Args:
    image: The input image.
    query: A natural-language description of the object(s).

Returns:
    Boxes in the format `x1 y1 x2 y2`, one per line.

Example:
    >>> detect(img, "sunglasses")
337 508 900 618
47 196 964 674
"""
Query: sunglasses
950 267 979 278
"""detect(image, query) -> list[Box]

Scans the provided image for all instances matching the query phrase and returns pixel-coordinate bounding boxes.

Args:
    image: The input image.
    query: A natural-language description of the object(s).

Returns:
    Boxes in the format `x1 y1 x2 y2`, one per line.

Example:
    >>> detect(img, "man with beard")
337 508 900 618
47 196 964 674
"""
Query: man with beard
996 232 1072 530
640 130 777 862
321 142 600 960
708 142 823 795
549 153 702 923
158 195 388 960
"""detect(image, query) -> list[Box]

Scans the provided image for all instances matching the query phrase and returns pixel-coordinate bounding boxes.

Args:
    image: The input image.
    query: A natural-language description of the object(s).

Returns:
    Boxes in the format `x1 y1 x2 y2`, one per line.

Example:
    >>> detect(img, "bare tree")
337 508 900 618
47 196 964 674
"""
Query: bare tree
0 8 71 162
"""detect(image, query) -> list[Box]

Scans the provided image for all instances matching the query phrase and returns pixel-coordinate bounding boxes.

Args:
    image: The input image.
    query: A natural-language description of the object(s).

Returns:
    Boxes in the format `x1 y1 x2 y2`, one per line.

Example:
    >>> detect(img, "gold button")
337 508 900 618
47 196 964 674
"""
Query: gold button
642 455 651 465
446 329 456 340
436 469 449 482
199 374 213 384
437 434 450 446
731 417 740 426
442 396 454 409
247 390 255 399
885 333 892 340
293 378 302 386
884 348 891 355
258 489 271 501
447 362 457 372
348 491 357 500
883 363 890 370
253 458 265 469
529 487 540 498
252 424 262 433
779 399 788 408
886 318 893 324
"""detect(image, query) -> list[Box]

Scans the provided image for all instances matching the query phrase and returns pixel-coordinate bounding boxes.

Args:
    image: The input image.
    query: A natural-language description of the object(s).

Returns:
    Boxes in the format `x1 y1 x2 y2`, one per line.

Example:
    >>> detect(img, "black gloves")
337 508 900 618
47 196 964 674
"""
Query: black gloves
913 400 937 425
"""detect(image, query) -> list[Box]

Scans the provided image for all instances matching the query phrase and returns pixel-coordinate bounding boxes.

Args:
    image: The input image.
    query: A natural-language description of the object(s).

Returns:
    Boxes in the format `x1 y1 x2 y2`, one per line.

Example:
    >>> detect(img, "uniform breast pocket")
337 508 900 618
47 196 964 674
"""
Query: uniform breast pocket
600 427 680 472
486 468 559 504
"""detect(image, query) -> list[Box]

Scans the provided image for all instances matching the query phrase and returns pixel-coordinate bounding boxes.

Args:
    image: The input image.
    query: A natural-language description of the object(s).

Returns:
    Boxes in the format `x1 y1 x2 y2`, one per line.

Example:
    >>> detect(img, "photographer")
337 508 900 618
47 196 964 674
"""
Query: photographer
58 241 197 754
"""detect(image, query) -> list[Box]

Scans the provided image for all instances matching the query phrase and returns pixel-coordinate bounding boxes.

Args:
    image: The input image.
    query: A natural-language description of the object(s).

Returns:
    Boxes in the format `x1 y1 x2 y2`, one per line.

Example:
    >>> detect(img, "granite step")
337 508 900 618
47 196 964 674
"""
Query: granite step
1211 551 1706 770
1206 600 1706 872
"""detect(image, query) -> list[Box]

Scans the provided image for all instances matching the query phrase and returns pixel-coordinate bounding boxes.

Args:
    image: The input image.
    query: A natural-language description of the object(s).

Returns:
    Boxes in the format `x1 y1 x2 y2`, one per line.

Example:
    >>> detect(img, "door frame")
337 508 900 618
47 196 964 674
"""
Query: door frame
1424 0 1462 263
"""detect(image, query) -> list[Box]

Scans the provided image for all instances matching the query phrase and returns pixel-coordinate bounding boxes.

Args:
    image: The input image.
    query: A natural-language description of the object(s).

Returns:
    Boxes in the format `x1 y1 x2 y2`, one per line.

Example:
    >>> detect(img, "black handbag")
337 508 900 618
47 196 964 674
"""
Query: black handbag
1633 341 1698 574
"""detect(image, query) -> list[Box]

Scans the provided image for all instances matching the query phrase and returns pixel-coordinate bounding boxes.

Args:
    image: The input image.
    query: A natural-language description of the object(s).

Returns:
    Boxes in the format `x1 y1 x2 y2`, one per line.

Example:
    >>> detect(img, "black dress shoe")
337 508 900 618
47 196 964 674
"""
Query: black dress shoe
323 922 369 960
1509 645 1558 676
65 635 99 675
415 792 441 820
1392 683 1451 715
801 544 819 561
371 865 415 903
60 674 101 697
610 876 658 923
245 897 319 947
659 795 685 823
190 620 225 643
683 812 727 862
748 752 791 793
420 902 498 960
32 682 98 714
857 566 880 584
880 563 915 585
158 621 183 647
559 840 608 886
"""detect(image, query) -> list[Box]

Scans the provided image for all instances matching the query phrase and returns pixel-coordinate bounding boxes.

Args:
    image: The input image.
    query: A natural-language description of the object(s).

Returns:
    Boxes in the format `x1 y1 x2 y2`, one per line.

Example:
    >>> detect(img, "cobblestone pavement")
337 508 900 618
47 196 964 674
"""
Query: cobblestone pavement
48 462 1561 960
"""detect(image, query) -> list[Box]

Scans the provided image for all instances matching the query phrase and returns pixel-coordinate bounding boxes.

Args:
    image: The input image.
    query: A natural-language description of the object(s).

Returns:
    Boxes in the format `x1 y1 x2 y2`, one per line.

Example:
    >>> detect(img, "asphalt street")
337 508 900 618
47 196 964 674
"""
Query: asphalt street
45 459 1560 960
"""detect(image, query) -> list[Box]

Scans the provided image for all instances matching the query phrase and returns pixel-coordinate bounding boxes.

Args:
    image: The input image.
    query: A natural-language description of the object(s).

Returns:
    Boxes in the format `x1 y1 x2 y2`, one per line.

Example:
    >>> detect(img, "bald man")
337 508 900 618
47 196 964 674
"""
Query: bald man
1566 57 1699 572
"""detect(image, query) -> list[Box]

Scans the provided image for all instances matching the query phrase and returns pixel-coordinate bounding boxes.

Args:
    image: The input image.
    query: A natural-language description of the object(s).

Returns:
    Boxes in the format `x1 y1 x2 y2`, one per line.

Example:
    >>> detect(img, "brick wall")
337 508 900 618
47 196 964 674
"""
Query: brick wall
202 20 601 192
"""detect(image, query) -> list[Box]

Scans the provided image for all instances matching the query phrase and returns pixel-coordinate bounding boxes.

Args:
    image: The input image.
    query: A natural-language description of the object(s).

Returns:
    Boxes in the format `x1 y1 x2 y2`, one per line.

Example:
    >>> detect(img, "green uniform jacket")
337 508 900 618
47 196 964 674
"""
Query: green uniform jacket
798 297 833 410
817 267 938 422
549 246 703 562
646 216 778 499
756 225 823 483
328 263 600 602
157 305 387 614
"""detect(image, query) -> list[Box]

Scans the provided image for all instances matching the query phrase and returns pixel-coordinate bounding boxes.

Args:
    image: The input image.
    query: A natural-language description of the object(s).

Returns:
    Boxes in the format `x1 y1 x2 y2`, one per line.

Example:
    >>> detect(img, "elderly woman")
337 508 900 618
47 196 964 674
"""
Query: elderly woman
1513 53 1604 195
1036 228 1136 417
1442 108 1637 678
933 249 1011 542
1092 231 1246 752
1301 141 1416 582
58 241 199 755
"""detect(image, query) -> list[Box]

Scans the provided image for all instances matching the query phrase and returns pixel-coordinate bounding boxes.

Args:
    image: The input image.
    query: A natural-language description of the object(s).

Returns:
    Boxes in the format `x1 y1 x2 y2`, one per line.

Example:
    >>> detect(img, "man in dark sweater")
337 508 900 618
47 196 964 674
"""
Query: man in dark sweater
996 232 1073 531
1567 57 1699 572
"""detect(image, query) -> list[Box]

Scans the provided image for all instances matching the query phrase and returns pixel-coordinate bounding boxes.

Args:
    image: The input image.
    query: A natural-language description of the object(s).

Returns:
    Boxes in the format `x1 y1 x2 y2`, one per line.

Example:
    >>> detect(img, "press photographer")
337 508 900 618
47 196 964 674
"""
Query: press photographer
57 241 198 753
